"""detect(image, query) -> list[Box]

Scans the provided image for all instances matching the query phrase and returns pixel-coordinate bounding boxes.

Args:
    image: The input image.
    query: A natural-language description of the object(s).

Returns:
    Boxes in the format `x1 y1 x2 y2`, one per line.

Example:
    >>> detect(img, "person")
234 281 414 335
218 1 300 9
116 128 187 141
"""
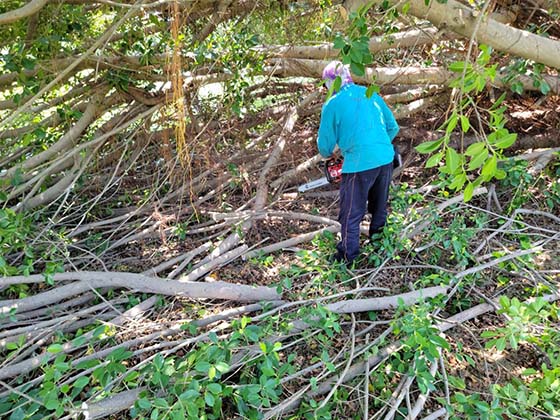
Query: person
317 60 399 265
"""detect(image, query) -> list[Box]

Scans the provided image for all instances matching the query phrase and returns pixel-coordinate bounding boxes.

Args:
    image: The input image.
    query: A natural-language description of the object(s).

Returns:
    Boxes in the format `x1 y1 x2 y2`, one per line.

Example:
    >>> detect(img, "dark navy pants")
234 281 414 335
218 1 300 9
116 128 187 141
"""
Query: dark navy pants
335 162 393 263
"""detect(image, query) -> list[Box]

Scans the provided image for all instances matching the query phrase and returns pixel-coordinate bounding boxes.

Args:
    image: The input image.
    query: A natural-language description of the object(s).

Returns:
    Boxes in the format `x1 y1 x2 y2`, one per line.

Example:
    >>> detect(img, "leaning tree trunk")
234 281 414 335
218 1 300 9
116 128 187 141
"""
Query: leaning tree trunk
345 0 560 71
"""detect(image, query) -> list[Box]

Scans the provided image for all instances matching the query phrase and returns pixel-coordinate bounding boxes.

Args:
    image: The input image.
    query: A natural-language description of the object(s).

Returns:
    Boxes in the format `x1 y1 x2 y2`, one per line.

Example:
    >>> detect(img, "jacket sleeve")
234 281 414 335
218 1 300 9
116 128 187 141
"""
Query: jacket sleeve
379 98 399 141
317 103 337 158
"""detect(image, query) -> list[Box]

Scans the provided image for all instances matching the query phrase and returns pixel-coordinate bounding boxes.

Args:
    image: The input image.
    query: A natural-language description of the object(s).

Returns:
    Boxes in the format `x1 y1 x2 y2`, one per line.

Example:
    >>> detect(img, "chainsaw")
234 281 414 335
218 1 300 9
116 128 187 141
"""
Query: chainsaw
297 148 402 193
297 157 343 193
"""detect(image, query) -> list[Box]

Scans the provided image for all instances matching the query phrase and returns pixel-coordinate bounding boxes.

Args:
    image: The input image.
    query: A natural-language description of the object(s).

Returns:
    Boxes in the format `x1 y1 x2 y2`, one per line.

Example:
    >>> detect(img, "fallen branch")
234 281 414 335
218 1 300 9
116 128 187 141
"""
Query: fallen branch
243 225 339 259
0 271 280 316
324 286 449 314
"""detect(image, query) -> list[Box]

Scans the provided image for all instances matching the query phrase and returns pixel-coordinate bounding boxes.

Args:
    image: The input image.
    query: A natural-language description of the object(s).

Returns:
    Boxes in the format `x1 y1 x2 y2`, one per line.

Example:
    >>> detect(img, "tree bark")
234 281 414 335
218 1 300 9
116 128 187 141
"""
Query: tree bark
346 0 560 70
0 271 281 316
0 0 49 25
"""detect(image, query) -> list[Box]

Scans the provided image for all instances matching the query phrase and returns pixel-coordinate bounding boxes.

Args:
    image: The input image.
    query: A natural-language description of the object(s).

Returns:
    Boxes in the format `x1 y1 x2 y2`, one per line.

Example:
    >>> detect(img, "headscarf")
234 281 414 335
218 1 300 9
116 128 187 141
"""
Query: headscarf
322 61 353 91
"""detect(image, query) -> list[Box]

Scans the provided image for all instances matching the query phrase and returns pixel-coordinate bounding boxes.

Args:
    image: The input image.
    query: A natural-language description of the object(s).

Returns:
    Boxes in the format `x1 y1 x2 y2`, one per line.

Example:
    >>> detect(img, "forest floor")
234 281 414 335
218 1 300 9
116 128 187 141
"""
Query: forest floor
1 89 559 419
105 92 559 415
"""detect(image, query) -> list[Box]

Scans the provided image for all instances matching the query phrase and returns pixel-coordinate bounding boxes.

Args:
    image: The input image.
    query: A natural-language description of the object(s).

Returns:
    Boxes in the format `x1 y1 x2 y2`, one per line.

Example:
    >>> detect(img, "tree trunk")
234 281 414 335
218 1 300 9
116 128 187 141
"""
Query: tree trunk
346 0 560 70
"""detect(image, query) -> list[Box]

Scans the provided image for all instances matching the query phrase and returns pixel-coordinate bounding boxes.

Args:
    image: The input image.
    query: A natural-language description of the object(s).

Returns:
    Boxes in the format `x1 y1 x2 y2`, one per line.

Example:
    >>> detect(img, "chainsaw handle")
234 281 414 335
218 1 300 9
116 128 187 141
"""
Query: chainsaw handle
324 157 343 183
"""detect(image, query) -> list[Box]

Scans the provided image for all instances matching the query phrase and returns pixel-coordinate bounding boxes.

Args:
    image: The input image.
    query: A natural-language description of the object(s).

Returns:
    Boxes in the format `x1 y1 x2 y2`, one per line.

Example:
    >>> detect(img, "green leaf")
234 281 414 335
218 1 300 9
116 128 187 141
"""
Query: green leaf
494 133 517 149
415 138 444 154
333 37 346 50
349 47 363 64
205 391 215 407
445 147 461 173
460 115 470 133
350 61 365 77
494 169 507 180
448 375 466 390
45 398 60 410
333 76 342 92
429 334 450 350
481 155 498 180
47 343 64 354
446 112 458 134
137 398 151 410
215 361 229 373
6 342 18 350
448 173 467 190
425 151 443 168
449 61 469 73
208 365 216 380
73 376 89 390
365 84 379 98
463 182 475 202
195 361 211 373
468 148 488 170
465 142 486 156
9 407 25 420
207 383 222 394
496 336 507 351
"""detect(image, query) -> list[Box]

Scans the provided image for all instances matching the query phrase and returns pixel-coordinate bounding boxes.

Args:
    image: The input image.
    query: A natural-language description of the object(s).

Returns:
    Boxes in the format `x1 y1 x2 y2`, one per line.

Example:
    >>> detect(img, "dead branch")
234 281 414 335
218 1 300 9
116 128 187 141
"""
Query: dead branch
0 0 49 25
0 271 280 317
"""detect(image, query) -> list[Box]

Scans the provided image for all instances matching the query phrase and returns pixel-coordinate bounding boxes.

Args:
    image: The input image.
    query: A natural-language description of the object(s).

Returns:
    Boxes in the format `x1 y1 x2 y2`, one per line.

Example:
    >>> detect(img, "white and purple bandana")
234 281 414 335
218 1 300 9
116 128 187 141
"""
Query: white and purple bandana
322 61 353 91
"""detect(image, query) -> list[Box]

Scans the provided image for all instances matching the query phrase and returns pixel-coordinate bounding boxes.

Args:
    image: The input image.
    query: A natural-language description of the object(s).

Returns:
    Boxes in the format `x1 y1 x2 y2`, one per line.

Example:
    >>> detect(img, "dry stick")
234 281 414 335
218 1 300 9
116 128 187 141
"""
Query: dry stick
408 360 439 420
209 210 340 226
0 291 157 382
0 379 44 409
81 388 143 420
243 225 340 259
0 292 96 324
178 245 249 282
270 154 324 189
7 313 115 367
139 241 212 278
420 408 447 420
0 298 125 341
474 207 560 255
364 334 370 420
167 241 213 278
406 187 488 238
318 314 357 411
0 265 280 380
77 301 286 419
0 0 49 25
383 375 416 420
324 286 449 314
83 286 438 420
438 354 451 420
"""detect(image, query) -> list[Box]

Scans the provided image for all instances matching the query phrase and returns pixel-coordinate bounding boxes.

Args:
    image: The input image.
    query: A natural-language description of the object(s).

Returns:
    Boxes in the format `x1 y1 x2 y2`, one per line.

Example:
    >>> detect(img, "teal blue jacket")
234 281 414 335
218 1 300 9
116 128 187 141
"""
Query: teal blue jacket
317 84 399 173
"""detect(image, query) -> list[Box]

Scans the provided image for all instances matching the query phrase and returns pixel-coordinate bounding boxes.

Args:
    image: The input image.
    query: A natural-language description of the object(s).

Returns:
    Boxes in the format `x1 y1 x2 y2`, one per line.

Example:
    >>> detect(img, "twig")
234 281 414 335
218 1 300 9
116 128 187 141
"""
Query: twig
420 408 447 420
408 360 439 419
317 313 356 411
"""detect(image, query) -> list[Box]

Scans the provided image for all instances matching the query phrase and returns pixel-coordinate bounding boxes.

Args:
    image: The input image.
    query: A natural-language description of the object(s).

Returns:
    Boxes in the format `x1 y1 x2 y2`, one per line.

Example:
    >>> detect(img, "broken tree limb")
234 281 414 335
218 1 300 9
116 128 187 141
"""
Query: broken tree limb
81 388 144 420
268 58 560 93
0 0 49 25
254 99 302 210
243 225 340 259
0 271 280 316
178 245 249 282
258 27 441 59
324 286 449 314
346 0 560 71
